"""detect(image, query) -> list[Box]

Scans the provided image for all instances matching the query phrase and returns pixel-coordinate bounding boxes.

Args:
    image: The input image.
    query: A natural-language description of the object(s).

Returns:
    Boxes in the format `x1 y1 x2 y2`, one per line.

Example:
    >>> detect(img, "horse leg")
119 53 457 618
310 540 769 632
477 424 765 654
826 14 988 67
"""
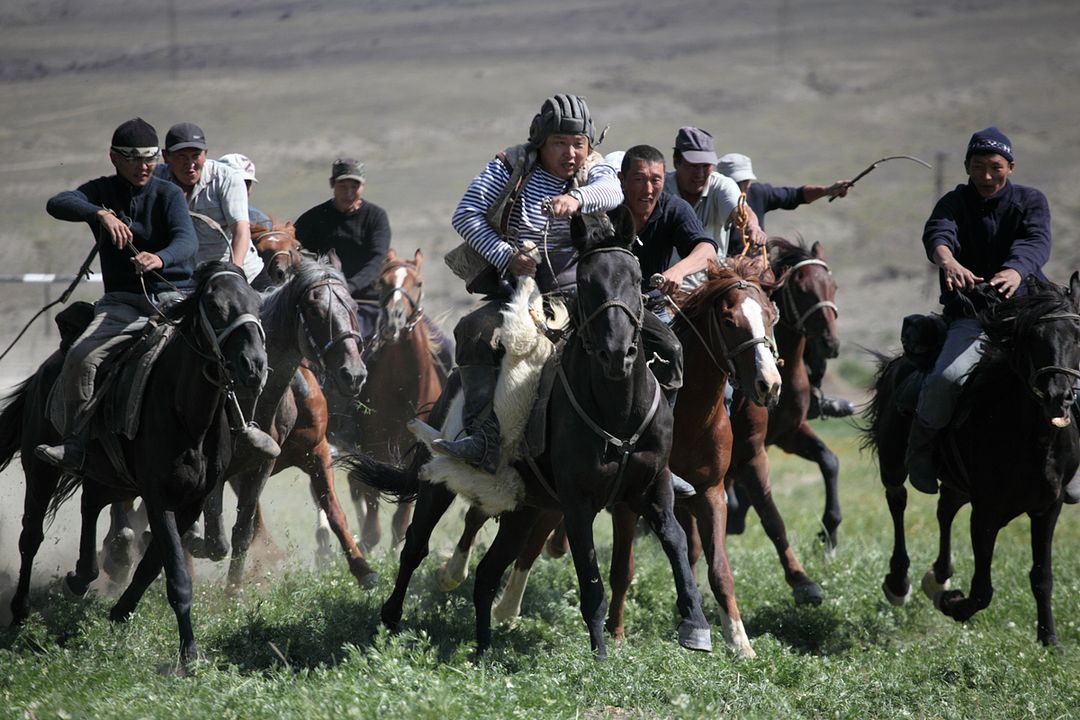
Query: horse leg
148 501 203 667
435 504 487 592
185 477 228 561
110 534 164 623
494 508 560 624
10 463 60 625
881 461 913 605
725 482 749 536
561 499 608 659
605 504 637 642
390 500 413 549
382 480 456 631
694 484 754 658
304 439 377 588
922 486 963 599
358 481 383 554
774 423 841 551
473 507 539 656
641 472 711 653
935 506 1002 625
226 463 274 592
64 483 112 597
735 453 823 605
1029 504 1062 646
99 501 137 586
312 503 336 569
544 519 569 558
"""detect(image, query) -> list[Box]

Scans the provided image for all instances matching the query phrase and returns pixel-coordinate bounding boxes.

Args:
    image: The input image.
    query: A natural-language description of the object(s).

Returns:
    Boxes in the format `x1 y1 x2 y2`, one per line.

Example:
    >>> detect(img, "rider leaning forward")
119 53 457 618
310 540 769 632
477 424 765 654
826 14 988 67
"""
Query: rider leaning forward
435 95 685 476
905 126 1067 497
35 118 197 472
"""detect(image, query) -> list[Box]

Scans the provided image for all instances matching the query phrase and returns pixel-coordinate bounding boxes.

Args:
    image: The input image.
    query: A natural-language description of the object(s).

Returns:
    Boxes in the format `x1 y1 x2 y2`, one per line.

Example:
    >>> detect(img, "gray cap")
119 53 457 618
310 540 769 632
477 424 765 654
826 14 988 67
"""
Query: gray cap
331 157 365 184
165 122 208 152
674 126 717 165
717 153 756 183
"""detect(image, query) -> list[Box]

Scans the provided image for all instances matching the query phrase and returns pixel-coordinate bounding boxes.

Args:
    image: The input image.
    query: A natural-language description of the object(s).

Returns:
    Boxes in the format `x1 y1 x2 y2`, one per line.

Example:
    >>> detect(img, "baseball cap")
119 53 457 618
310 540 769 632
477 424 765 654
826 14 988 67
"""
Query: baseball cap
717 153 756 183
165 122 208 152
674 126 718 165
219 153 258 183
330 158 365 184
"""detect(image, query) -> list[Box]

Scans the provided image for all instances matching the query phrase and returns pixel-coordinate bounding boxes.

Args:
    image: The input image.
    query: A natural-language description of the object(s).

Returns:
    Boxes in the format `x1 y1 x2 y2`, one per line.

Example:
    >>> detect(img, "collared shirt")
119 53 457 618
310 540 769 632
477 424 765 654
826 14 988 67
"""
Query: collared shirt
923 179 1051 309
629 192 716 290
452 154 622 291
663 170 741 257
154 159 264 281
46 174 196 294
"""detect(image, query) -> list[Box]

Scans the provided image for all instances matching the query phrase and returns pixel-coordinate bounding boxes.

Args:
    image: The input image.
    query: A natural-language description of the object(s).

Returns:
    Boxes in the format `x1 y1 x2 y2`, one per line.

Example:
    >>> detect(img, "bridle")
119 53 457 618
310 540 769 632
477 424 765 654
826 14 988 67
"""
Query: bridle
369 261 425 354
297 276 364 370
1013 311 1080 404
777 258 838 336
574 246 644 357
253 229 302 277
193 270 266 389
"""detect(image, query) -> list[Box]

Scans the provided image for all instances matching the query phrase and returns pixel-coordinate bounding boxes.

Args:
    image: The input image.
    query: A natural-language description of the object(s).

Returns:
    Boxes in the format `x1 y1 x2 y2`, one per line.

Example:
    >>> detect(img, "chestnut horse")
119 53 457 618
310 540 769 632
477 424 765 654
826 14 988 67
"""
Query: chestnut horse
864 276 1080 644
340 249 447 552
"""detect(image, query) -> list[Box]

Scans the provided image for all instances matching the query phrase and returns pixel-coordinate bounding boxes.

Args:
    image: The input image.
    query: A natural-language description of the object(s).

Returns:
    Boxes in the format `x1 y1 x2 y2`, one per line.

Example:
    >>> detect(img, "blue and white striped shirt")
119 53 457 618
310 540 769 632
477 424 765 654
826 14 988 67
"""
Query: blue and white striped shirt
451 154 622 289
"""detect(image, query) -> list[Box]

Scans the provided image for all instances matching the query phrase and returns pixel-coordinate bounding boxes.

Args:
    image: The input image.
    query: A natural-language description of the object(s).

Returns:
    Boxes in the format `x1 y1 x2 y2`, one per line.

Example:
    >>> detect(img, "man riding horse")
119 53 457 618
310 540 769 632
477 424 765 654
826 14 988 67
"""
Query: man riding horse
434 95 682 478
906 126 1079 501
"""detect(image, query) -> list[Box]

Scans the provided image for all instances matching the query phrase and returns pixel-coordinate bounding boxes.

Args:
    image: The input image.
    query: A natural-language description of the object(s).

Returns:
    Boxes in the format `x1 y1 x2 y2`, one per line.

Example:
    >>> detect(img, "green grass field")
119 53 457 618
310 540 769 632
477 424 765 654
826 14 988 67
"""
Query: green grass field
2 420 1079 719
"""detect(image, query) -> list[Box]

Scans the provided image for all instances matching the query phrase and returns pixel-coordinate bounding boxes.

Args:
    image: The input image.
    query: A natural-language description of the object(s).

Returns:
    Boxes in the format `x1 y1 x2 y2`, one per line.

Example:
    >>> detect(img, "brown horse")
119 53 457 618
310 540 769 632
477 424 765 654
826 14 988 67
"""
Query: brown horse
341 249 447 552
435 258 784 658
726 238 843 551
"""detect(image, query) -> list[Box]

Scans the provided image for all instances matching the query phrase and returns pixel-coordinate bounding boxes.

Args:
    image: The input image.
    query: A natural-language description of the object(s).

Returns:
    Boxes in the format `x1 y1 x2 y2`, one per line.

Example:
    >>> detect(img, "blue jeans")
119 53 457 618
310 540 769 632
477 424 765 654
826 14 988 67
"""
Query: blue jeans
915 316 985 430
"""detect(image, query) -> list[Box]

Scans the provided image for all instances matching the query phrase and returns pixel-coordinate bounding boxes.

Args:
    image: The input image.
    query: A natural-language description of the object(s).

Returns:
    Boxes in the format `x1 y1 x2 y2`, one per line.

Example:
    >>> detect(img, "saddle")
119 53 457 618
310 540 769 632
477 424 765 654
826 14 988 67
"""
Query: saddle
48 301 177 451
893 312 948 414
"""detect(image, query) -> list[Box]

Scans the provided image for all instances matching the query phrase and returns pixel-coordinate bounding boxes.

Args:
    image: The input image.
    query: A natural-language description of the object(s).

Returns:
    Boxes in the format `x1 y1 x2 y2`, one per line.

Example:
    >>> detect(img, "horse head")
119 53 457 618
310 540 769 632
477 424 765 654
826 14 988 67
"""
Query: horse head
252 222 302 285
571 206 643 381
375 248 425 345
262 258 368 397
182 261 268 392
770 238 840 357
981 272 1080 426
676 257 783 408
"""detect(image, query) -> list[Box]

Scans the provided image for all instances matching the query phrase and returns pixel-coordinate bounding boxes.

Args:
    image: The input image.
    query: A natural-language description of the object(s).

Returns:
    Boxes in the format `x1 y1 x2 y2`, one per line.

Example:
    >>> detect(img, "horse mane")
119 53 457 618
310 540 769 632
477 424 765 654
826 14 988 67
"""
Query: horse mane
251 220 295 241
165 261 246 323
259 256 349 337
767 236 813 270
672 256 776 332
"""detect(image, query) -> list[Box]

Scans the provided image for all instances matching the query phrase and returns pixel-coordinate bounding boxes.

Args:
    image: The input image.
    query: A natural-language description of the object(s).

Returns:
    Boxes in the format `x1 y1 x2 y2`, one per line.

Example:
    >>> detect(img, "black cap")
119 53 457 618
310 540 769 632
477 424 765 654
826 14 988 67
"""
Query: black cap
165 122 208 152
111 117 158 150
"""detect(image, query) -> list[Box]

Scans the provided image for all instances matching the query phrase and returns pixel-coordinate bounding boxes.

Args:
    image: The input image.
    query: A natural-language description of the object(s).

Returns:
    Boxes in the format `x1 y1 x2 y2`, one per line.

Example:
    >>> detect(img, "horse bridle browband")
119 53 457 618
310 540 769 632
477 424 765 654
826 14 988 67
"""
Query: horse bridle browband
297 276 364 367
778 258 838 335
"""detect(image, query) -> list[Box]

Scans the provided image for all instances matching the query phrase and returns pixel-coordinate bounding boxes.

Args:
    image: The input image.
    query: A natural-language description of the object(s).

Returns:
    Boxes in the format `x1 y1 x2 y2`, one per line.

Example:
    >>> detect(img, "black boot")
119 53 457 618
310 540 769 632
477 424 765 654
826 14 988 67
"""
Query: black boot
905 417 939 494
1063 474 1080 505
819 395 856 418
433 365 501 474
34 439 86 473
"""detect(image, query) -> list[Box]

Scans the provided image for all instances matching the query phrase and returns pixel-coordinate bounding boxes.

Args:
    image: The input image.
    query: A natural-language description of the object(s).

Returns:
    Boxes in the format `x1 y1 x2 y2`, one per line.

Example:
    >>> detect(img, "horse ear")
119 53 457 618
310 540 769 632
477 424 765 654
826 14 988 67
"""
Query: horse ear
324 248 342 270
1070 271 1080 308
386 248 397 263
609 205 636 249
570 213 589 253
811 241 825 260
414 248 423 268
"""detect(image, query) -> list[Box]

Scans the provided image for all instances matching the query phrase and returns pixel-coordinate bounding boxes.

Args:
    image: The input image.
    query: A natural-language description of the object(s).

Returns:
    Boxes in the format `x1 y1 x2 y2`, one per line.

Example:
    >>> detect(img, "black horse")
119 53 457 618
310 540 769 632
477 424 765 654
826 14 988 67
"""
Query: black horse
346 206 710 658
863 274 1080 644
1 261 267 667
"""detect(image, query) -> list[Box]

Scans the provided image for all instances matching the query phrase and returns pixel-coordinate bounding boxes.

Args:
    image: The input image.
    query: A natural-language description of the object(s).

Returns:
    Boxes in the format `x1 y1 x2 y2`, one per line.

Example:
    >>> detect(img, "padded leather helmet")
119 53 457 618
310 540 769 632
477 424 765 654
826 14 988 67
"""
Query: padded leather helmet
528 94 595 148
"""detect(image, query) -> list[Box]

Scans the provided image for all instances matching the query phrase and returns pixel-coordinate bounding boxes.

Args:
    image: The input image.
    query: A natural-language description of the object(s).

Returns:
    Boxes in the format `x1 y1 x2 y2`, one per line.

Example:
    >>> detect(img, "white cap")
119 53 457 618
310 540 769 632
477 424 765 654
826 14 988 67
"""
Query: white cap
717 153 755 184
218 153 257 183
604 150 626 172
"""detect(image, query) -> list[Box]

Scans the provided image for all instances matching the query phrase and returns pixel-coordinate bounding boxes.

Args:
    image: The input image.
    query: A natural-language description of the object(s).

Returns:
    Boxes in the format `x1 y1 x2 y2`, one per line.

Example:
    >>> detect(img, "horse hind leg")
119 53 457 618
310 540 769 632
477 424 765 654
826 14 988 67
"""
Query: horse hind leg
695 485 754 659
100 501 137 588
473 507 539 656
775 425 840 551
64 483 113 598
921 487 963 601
935 508 1001 627
435 504 487 592
10 463 61 625
1029 506 1062 646
305 441 377 589
494 508 561 624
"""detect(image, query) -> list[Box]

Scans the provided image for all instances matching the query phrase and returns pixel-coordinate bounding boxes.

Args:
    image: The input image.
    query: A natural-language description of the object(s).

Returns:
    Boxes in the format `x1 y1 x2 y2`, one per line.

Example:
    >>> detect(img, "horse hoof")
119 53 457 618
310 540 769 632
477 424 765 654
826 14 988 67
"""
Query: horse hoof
435 564 464 592
678 622 713 653
109 606 133 623
62 572 91 599
792 583 823 606
882 578 912 606
920 569 950 601
358 571 379 590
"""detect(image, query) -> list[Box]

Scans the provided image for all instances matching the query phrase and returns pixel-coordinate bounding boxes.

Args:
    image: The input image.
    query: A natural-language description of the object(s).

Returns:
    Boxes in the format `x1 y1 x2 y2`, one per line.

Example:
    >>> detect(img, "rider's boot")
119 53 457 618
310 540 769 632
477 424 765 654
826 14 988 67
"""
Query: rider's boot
237 423 281 459
35 437 86 473
433 365 501 474
808 386 855 419
662 388 695 499
905 417 939 494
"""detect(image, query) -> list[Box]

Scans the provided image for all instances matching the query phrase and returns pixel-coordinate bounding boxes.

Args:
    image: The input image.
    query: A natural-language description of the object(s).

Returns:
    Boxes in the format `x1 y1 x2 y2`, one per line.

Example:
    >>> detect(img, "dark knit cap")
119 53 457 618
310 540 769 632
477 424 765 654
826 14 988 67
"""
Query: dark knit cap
966 127 1013 163
111 117 158 149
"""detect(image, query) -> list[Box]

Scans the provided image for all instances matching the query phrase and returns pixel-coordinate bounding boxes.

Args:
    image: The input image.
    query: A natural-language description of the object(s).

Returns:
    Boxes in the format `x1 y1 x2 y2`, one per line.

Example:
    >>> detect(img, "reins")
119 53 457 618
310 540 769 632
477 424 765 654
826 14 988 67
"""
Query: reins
297 277 364 369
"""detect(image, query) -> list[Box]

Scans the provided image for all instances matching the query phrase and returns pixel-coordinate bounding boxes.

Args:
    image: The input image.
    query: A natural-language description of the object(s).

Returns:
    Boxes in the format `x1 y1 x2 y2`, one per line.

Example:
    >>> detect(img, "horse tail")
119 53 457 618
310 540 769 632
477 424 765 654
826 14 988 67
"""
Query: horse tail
0 377 30 471
46 473 84 523
339 446 426 504
858 350 905 457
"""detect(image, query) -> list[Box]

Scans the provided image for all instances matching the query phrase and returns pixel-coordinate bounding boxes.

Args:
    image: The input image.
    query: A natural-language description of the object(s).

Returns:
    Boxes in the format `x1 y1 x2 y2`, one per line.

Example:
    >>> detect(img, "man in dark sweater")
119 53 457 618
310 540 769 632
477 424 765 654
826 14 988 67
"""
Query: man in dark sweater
906 126 1053 494
35 118 197 472
294 158 391 339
